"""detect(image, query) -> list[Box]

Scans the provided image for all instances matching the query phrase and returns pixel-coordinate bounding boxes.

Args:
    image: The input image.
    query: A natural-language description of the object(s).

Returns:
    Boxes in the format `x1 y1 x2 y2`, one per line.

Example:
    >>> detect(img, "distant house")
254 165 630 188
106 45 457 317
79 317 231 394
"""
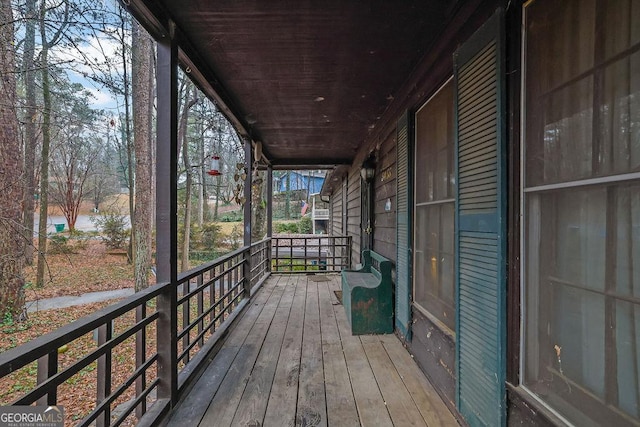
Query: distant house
274 171 325 195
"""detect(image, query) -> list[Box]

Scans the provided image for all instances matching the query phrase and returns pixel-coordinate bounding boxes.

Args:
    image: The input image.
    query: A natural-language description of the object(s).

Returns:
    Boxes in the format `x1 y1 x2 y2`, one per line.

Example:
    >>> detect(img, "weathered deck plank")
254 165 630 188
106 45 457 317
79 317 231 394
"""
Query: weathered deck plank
296 279 327 427
333 285 394 427
361 335 428 427
170 274 458 427
167 275 278 426
198 277 286 426
263 275 305 427
318 280 360 427
231 277 295 426
380 334 459 426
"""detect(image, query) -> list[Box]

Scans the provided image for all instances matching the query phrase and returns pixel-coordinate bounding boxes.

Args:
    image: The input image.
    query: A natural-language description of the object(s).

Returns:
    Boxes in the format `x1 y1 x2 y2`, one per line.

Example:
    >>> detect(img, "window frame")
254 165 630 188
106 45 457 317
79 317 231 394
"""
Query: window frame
412 76 456 333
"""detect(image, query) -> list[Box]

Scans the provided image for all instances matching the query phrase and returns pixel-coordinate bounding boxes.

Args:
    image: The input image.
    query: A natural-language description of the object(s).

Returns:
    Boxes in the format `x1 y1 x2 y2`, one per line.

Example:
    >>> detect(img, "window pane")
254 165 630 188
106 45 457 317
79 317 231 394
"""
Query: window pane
616 300 640 419
413 79 455 331
415 82 454 203
600 52 640 176
523 0 640 423
616 184 640 297
524 0 640 187
414 203 455 330
554 189 606 291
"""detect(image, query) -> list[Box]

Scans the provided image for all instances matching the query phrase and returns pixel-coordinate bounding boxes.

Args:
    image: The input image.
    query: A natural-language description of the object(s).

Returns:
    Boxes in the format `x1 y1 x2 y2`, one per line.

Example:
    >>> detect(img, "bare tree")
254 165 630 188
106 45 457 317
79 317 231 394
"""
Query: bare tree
178 80 198 272
0 0 27 320
45 82 101 232
35 0 69 288
21 0 38 265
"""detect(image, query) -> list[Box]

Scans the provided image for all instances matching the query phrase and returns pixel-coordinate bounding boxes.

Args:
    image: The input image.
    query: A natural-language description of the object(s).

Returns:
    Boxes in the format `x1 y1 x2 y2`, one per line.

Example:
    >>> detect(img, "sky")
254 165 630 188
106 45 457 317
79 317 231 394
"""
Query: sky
13 0 129 114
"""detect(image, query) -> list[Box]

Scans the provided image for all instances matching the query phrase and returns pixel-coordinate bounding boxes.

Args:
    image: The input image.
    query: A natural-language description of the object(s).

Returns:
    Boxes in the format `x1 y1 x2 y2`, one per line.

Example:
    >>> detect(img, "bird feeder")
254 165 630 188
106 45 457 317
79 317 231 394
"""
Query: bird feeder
207 155 222 176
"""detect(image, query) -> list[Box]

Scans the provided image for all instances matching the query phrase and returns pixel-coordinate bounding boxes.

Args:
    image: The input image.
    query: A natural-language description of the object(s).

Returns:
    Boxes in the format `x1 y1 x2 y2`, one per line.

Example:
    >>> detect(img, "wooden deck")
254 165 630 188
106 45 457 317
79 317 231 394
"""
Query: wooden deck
167 274 458 427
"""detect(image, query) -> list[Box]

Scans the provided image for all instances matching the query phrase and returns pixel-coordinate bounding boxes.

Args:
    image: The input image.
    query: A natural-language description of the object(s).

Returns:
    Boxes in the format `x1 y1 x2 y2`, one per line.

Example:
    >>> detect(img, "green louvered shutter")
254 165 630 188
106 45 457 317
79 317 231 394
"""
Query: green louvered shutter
454 10 506 427
396 111 412 340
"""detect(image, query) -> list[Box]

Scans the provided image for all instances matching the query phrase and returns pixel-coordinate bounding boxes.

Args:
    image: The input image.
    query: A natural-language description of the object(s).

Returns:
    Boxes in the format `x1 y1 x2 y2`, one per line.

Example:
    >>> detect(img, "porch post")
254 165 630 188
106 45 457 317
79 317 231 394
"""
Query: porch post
243 137 253 295
266 165 273 272
155 23 178 405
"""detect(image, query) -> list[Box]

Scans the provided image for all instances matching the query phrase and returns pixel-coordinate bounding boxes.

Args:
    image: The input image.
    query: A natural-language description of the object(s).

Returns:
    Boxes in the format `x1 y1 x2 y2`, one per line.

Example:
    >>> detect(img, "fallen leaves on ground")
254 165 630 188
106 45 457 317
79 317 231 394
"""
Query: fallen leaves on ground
4 240 150 426
1 300 158 426
24 240 134 301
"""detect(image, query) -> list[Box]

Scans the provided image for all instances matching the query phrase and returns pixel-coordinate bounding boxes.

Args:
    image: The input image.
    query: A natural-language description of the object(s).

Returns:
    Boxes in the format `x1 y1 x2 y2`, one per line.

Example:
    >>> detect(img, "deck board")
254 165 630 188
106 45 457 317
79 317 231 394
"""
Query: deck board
231 278 295 426
318 279 360 427
380 334 459 426
297 279 327 427
263 275 306 427
169 274 458 427
199 277 286 426
361 335 428 427
335 294 394 427
168 276 278 426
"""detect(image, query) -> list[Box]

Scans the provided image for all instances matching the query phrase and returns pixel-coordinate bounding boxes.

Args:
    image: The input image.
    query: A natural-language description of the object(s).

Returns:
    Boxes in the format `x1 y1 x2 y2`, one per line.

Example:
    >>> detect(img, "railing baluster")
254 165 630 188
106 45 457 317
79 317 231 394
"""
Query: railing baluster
182 279 190 364
135 303 147 419
97 321 112 427
209 267 220 333
36 350 57 406
197 274 204 348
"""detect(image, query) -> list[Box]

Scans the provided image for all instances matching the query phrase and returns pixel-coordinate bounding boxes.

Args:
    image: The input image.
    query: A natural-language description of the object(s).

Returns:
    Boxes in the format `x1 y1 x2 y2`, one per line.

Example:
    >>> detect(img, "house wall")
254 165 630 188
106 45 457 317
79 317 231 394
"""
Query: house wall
372 128 397 261
346 169 361 265
330 182 343 237
322 1 606 425
323 2 502 423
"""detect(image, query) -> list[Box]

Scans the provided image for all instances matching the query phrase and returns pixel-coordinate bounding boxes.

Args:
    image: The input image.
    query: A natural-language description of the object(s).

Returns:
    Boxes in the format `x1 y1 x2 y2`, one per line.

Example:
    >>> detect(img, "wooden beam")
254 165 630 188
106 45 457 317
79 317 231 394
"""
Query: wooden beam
155 23 179 405
267 166 273 272
243 137 253 295
270 158 352 169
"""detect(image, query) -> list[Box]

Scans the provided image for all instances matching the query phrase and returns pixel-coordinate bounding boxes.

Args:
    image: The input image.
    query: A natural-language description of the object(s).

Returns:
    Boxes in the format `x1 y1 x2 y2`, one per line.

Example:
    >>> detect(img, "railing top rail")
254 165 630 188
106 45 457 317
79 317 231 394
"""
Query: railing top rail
178 245 251 282
177 238 272 283
0 282 168 376
251 237 272 247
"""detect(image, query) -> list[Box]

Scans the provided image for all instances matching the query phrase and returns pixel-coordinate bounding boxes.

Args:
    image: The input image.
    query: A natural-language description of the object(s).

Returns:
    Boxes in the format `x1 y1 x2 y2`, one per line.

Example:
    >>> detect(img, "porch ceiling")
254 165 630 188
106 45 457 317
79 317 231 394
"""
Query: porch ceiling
129 1 457 167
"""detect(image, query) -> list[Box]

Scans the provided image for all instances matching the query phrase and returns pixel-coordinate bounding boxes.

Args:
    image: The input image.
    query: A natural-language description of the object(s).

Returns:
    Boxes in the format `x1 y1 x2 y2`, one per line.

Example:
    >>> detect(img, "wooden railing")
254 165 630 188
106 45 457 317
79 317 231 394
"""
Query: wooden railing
272 235 352 273
0 240 271 427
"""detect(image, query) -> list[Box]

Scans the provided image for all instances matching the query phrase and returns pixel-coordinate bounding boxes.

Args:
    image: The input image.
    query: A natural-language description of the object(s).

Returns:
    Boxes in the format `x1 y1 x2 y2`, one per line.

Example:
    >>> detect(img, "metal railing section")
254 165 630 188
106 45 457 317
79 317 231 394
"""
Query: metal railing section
0 241 271 427
272 235 352 273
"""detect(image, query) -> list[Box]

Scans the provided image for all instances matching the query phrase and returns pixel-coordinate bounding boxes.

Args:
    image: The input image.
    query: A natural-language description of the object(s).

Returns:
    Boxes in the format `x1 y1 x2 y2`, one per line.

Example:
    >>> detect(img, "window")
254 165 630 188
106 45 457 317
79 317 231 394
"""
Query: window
523 0 640 424
413 79 455 331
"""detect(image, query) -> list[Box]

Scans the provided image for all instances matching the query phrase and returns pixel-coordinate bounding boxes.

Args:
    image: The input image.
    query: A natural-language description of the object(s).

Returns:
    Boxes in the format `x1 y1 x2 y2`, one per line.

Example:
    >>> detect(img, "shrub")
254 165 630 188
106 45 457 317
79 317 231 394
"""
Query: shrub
230 225 242 250
48 234 73 254
200 222 222 248
220 211 243 222
91 211 129 249
274 221 298 233
298 215 312 234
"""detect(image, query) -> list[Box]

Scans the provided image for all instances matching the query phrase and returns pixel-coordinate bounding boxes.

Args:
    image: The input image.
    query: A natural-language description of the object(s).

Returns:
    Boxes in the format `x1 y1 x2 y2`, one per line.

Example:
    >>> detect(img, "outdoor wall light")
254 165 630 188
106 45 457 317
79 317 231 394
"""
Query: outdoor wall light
360 162 375 182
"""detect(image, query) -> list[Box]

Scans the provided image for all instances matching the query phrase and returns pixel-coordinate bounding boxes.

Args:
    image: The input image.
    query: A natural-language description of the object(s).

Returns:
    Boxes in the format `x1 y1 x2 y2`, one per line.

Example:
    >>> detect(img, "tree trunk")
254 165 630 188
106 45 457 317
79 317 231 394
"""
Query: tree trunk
35 0 68 288
35 7 51 289
132 21 153 292
0 0 26 320
214 175 221 220
122 14 134 265
22 0 37 265
197 117 205 227
179 85 198 272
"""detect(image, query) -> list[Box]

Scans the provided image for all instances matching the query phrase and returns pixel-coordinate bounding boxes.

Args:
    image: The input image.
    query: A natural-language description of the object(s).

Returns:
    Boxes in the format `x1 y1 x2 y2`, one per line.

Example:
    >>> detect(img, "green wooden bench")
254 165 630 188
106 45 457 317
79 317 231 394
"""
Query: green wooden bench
341 249 393 335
